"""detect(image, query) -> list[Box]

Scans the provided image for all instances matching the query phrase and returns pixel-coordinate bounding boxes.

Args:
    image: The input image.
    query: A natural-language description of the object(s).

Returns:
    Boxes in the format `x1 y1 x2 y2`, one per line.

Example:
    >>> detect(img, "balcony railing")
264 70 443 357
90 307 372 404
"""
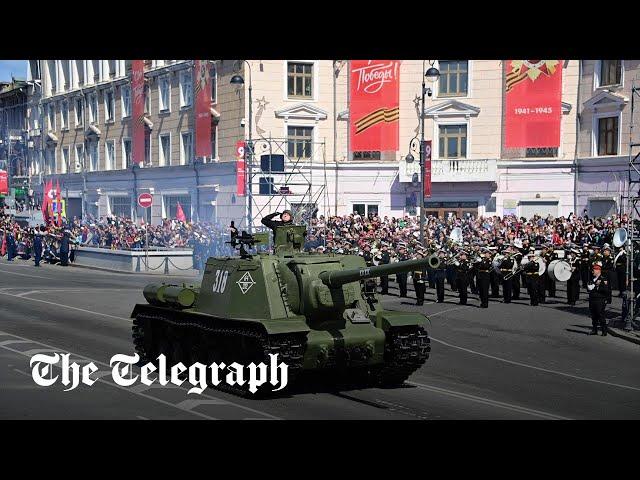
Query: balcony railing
399 158 497 183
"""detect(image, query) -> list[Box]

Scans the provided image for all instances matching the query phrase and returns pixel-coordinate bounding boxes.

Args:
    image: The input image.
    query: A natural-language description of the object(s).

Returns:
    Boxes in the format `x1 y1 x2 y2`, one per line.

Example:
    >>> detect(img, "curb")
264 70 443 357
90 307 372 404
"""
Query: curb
606 325 640 346
70 263 201 278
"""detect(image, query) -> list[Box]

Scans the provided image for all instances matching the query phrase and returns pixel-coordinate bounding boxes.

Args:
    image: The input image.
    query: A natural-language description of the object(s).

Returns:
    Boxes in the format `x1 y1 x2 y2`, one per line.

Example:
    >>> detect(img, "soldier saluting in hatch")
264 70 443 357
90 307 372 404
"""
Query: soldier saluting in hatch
261 210 294 241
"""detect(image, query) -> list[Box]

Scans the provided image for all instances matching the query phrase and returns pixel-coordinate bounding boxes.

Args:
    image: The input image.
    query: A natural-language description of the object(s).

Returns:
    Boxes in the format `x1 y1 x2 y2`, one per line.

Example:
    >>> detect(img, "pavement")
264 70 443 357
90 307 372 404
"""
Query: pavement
1 256 639 420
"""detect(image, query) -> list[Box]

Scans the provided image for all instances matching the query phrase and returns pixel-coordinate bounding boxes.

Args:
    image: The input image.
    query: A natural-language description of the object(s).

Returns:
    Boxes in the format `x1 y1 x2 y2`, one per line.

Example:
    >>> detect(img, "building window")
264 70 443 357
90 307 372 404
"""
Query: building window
164 195 191 221
259 177 277 195
105 140 115 171
75 144 84 172
145 133 151 166
525 147 558 158
121 85 131 118
45 148 56 175
438 60 468 97
144 84 150 114
88 141 99 171
105 90 115 122
89 93 98 124
287 62 313 99
352 204 379 217
61 100 69 130
599 60 622 87
180 70 192 108
159 76 170 112
110 196 132 219
211 128 218 160
73 60 84 88
47 103 56 131
438 124 467 158
61 146 69 174
122 138 132 168
597 116 619 156
159 133 171 166
180 131 193 165
75 97 84 127
287 126 312 159
352 151 381 160
211 65 217 103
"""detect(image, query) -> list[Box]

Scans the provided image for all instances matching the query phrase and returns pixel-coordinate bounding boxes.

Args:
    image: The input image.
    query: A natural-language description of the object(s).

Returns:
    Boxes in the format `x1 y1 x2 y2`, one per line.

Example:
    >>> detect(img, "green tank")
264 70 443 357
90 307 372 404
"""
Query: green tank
131 213 432 396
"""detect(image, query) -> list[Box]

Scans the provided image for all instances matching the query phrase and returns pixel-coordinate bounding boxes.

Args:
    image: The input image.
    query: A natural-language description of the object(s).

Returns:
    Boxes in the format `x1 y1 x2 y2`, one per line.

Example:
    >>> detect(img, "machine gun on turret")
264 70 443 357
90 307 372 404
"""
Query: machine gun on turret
225 230 268 258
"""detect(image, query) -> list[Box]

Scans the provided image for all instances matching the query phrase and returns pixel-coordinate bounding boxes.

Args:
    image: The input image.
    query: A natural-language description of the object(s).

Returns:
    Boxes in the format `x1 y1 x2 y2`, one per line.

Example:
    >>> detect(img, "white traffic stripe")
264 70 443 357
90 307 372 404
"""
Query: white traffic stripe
407 381 571 420
425 305 640 393
0 268 56 280
175 399 229 410
0 340 34 347
0 329 280 420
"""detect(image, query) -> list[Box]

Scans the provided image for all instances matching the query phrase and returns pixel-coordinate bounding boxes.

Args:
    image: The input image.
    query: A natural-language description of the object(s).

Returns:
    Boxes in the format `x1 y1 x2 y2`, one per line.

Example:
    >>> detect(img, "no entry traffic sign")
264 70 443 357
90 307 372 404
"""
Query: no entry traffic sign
138 193 153 209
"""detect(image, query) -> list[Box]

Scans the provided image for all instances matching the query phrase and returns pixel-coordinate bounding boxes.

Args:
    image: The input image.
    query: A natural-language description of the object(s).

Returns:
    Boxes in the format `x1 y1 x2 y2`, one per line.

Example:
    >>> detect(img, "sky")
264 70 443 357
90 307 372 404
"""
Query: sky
0 60 28 82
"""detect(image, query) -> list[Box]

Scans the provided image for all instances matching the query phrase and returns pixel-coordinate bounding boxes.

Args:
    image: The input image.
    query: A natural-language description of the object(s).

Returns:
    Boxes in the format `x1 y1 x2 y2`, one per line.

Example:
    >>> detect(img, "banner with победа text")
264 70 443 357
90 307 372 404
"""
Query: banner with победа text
505 60 563 148
349 60 400 153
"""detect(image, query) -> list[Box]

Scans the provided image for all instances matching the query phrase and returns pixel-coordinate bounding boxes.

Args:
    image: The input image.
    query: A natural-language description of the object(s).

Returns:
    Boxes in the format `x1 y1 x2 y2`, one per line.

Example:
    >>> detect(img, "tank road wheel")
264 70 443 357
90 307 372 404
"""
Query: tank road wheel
374 326 431 388
132 314 157 365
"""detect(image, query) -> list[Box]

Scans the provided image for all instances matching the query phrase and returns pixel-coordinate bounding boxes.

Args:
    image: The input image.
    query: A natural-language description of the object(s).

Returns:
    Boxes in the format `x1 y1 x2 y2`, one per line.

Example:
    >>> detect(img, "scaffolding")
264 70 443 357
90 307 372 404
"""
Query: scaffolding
244 136 329 236
623 83 640 331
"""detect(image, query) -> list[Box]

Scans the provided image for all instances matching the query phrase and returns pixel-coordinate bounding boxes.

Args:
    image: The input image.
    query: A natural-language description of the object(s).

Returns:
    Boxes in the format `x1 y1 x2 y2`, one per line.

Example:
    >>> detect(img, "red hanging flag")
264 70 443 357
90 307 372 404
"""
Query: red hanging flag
42 179 52 224
505 60 563 148
131 60 145 165
56 179 62 227
0 232 6 257
0 169 8 195
194 60 212 158
176 202 187 222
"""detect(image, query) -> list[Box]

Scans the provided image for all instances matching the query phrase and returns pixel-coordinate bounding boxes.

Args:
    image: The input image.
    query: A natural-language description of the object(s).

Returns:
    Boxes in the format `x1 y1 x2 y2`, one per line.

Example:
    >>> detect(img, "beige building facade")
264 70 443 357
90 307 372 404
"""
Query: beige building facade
24 59 602 227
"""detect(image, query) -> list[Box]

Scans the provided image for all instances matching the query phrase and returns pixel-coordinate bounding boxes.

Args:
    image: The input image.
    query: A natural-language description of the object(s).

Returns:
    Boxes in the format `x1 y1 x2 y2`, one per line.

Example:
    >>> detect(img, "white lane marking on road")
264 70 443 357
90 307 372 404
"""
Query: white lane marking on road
0 268 55 280
407 381 571 420
427 305 472 317
0 329 281 420
175 399 230 410
425 305 640 393
0 340 34 347
0 290 131 322
137 416 150 420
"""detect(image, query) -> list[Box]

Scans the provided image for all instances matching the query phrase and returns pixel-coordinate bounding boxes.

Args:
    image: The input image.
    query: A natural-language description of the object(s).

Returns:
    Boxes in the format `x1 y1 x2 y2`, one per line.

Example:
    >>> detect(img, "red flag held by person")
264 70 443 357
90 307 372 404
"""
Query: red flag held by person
56 179 62 227
1 232 6 257
42 179 52 224
176 202 187 222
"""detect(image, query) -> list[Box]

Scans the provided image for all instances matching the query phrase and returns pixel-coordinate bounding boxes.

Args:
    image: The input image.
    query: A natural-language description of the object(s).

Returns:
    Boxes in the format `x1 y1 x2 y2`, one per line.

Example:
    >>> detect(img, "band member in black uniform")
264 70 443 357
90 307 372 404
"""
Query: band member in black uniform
33 228 43 267
587 262 611 335
469 243 480 294
59 230 70 267
434 249 447 303
489 249 501 298
396 244 410 298
615 246 627 297
542 245 556 298
601 245 614 304
362 244 377 297
476 249 492 308
519 240 530 291
525 251 540 306
512 248 522 300
580 244 592 289
379 245 391 295
499 248 515 304
566 249 581 305
455 250 471 305
413 251 427 306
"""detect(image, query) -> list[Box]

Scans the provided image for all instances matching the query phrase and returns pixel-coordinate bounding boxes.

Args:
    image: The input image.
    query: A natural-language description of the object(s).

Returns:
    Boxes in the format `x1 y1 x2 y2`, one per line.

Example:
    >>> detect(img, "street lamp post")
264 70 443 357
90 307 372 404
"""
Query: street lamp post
406 61 440 247
230 61 253 233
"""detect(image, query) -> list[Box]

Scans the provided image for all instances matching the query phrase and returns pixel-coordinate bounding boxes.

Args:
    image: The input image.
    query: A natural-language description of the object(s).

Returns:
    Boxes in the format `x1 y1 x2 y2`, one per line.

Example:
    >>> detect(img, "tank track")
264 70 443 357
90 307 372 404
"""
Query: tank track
132 312 306 397
371 326 431 387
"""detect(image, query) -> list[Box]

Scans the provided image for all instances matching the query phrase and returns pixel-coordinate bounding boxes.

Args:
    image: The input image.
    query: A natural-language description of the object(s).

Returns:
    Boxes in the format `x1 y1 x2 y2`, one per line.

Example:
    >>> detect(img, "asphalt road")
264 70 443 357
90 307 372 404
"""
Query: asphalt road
1 257 639 420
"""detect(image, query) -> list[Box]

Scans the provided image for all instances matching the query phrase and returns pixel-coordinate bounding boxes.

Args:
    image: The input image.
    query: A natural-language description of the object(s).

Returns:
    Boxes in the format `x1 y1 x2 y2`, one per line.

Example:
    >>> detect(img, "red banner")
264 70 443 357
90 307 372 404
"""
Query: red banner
131 60 145 165
349 60 400 152
423 140 432 198
505 60 562 148
194 60 212 158
0 170 7 195
236 141 246 196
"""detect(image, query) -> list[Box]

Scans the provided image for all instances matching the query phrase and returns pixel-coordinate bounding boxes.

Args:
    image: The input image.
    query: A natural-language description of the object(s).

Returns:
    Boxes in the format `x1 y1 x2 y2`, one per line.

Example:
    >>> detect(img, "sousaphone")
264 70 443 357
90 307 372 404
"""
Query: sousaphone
613 228 628 248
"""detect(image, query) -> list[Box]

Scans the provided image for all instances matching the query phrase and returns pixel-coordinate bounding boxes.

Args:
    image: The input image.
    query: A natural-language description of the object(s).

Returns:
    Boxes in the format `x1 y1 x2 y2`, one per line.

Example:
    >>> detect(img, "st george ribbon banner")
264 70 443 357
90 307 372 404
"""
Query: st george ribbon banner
131 60 145 165
194 60 212 158
349 60 400 153
423 140 432 199
505 60 563 148
236 141 246 196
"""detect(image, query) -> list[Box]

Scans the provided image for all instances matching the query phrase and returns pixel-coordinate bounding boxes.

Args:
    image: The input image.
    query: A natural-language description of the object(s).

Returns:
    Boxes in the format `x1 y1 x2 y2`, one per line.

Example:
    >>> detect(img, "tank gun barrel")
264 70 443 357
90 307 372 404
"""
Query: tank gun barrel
319 258 432 288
